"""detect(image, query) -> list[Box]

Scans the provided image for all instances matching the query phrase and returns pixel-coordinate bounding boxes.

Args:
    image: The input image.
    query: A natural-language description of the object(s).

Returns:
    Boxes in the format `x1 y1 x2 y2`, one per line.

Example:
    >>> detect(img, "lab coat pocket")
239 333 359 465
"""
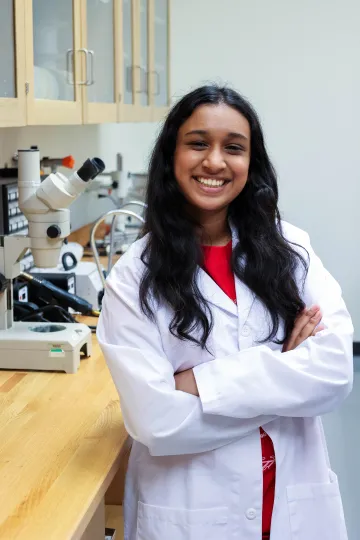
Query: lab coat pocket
136 501 228 540
286 471 347 540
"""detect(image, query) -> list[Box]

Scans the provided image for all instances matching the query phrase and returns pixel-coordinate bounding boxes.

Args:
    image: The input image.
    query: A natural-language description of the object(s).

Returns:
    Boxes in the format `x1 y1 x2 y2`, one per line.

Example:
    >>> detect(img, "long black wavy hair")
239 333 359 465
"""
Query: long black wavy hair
139 85 308 348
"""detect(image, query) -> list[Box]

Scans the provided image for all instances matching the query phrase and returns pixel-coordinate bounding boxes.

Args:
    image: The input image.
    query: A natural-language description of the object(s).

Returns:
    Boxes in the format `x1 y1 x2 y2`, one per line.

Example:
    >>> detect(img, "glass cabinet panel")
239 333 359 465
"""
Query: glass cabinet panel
139 0 149 106
32 0 75 101
154 0 168 107
123 0 134 105
86 0 115 103
0 0 16 98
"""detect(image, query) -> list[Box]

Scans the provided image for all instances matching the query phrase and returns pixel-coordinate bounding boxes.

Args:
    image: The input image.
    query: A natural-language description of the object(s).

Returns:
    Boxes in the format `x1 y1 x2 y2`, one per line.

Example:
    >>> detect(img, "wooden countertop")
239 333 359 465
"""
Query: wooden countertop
0 315 129 540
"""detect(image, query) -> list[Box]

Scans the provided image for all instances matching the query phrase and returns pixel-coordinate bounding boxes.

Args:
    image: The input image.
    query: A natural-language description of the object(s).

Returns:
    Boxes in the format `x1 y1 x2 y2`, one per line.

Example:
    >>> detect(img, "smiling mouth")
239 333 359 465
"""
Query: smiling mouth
193 176 229 187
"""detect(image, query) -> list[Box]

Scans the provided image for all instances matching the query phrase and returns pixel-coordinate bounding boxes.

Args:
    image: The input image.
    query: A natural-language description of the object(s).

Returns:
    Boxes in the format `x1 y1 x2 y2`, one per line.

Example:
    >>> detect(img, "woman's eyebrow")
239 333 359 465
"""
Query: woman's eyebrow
184 129 207 137
184 129 248 141
227 132 248 141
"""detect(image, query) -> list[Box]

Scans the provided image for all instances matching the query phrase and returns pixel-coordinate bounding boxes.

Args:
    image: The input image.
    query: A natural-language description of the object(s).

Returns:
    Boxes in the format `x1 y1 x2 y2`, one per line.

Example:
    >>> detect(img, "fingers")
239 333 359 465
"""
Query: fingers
283 306 319 352
297 308 322 338
294 310 322 348
283 305 322 353
312 323 326 336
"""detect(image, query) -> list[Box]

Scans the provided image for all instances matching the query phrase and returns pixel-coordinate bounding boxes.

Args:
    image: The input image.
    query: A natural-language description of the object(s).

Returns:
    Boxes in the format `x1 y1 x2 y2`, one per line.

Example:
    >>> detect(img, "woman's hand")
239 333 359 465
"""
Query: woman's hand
175 369 199 396
282 305 325 353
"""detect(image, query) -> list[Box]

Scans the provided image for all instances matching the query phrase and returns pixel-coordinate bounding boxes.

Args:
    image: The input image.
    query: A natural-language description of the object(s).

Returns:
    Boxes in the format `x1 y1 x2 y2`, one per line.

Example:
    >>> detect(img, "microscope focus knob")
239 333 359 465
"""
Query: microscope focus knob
47 225 61 239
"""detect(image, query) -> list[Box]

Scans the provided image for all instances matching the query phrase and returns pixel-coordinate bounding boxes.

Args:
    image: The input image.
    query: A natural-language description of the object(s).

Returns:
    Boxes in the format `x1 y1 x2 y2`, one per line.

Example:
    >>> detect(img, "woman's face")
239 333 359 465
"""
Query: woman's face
174 103 251 214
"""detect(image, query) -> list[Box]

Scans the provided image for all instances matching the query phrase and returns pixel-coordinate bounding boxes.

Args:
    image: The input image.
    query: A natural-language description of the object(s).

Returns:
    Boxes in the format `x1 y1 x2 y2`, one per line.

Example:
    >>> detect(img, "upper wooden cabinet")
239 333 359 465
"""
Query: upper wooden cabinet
0 0 170 127
120 0 170 122
0 0 26 127
25 0 84 125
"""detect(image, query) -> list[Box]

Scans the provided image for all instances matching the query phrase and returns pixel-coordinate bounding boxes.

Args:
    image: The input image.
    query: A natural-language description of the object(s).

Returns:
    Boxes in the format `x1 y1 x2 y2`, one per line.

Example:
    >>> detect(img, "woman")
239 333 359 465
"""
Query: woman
97 85 353 540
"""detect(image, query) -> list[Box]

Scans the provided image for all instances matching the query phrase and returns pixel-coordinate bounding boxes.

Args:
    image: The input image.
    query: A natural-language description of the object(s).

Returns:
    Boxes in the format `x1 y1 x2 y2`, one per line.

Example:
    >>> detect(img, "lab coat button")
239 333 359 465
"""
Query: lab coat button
241 325 251 337
245 508 257 520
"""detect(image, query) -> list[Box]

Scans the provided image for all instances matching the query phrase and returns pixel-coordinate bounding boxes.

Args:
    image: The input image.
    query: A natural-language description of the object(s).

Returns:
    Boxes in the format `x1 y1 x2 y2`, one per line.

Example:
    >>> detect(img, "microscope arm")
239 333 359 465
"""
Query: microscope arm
0 236 30 280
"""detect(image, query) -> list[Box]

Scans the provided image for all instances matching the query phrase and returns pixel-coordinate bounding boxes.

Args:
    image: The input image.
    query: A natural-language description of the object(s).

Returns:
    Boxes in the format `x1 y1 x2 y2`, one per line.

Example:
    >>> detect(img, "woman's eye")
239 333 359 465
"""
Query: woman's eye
187 141 207 149
226 145 244 152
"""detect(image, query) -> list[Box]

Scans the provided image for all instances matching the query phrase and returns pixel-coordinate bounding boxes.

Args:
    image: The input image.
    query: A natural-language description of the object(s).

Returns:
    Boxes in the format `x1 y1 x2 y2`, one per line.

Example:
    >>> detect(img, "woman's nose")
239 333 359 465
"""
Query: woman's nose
202 148 226 171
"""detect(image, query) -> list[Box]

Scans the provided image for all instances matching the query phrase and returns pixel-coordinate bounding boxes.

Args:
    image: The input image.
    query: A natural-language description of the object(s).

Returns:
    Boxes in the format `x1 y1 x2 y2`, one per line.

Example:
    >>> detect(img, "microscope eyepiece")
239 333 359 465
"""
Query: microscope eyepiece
77 157 105 182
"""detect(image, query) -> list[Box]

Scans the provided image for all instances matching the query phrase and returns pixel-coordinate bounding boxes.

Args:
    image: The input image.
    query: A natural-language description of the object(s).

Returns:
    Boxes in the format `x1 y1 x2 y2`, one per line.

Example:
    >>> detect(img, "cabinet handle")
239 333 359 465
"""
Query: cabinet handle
87 50 95 86
134 65 143 93
66 49 74 85
127 66 147 95
134 66 148 94
150 70 160 96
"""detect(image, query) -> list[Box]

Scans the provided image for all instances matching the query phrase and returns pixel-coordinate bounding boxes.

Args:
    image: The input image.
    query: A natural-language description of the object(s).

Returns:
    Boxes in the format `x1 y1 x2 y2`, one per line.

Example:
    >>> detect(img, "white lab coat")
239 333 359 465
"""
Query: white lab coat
97 221 353 540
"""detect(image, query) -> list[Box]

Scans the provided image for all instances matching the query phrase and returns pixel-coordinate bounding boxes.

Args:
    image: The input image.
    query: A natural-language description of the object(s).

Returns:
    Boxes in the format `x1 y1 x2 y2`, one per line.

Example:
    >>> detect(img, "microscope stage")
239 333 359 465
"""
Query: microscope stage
0 322 92 373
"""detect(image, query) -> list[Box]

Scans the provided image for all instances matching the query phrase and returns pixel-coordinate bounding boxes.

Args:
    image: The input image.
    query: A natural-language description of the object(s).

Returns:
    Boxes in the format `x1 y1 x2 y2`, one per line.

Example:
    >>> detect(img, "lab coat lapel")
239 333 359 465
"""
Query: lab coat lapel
235 276 256 332
198 268 238 316
231 226 257 333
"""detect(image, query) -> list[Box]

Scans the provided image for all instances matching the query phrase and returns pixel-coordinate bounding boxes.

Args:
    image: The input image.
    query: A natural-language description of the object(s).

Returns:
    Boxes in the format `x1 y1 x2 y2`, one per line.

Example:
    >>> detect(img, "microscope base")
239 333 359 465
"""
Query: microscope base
0 322 92 374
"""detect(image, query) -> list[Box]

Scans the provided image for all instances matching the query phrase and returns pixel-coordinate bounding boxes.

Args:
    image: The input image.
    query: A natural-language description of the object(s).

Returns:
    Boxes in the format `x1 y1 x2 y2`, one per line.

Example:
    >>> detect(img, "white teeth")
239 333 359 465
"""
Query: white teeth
196 177 225 187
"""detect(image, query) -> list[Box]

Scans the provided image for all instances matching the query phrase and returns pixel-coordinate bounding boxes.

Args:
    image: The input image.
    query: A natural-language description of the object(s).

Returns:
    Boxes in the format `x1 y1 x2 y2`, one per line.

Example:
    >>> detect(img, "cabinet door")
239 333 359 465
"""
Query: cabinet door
82 0 118 123
120 0 151 122
150 0 170 121
25 0 83 125
0 0 26 127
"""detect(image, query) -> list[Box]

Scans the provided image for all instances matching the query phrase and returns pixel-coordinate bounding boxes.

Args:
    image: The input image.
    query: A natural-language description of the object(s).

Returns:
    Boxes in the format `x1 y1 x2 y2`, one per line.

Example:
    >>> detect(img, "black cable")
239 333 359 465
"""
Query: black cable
20 307 73 323
19 304 76 323
14 300 39 314
14 300 41 321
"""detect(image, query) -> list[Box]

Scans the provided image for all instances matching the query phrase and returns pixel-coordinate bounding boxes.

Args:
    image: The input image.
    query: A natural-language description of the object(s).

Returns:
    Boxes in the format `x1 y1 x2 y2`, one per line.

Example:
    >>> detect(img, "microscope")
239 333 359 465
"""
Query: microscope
0 148 105 373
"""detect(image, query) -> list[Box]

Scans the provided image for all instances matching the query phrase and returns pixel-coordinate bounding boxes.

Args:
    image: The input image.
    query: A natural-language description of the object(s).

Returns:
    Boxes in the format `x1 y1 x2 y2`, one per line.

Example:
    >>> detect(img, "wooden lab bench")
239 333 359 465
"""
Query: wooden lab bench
0 320 129 539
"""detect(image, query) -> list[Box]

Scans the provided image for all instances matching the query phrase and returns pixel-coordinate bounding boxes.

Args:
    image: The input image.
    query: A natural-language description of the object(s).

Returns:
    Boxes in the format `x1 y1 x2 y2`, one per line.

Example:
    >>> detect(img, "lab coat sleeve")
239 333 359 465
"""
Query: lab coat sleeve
193 231 354 419
96 249 276 457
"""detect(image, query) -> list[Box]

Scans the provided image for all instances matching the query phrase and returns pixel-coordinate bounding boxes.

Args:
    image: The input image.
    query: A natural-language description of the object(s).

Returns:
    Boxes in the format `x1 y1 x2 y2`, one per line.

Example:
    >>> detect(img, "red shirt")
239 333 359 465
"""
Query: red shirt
202 241 276 538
